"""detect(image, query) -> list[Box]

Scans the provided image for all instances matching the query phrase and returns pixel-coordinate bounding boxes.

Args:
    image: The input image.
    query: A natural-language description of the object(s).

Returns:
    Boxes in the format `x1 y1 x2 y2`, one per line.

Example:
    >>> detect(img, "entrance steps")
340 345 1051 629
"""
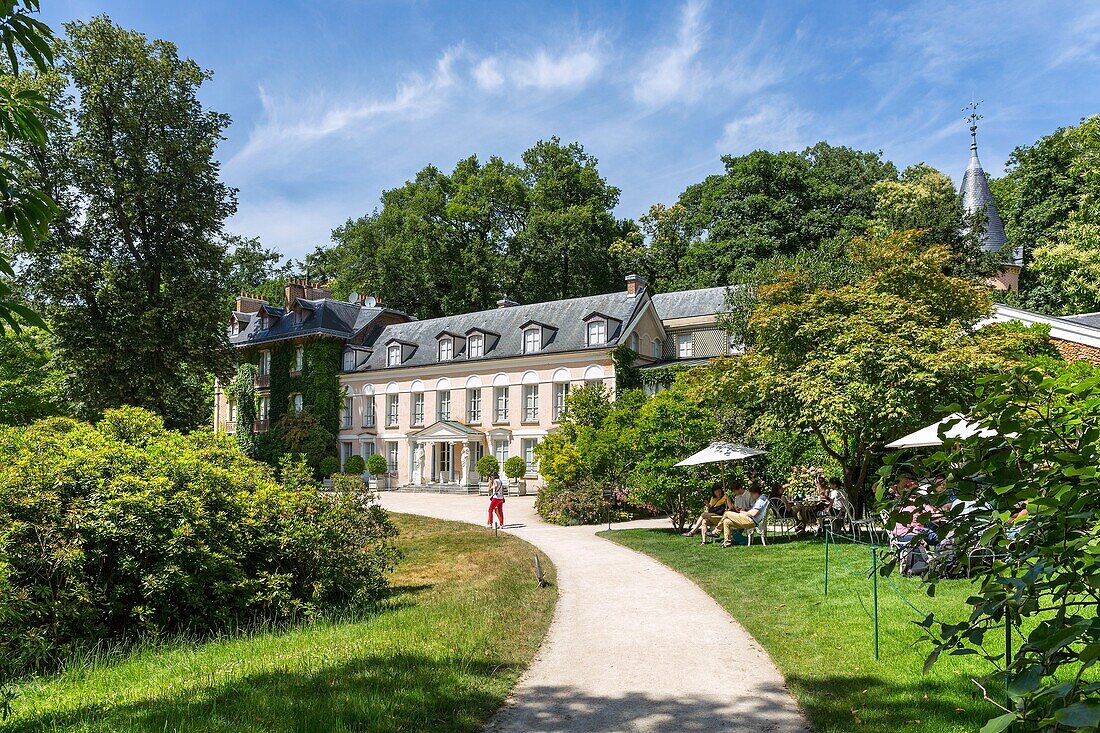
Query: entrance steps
390 482 481 495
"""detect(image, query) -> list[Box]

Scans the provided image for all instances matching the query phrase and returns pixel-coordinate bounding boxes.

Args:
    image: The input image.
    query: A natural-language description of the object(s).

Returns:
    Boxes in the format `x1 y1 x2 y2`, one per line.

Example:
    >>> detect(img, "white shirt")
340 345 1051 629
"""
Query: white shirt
489 480 504 500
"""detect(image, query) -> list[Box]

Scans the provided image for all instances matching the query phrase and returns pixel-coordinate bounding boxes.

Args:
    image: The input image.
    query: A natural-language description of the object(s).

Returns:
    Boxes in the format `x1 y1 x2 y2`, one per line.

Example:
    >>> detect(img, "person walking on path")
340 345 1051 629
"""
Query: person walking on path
487 472 505 528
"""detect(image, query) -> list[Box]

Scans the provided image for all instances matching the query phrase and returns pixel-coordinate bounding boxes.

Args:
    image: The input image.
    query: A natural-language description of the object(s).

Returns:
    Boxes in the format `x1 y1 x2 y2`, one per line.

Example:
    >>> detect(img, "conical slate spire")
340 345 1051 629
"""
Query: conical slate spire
958 104 1021 265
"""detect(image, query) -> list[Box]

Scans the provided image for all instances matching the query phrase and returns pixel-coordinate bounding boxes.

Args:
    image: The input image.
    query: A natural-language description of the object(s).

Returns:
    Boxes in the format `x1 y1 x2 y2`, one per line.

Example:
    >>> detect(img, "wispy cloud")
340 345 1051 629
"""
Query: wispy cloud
230 47 463 166
1050 8 1100 68
478 39 605 91
716 97 814 153
633 0 707 106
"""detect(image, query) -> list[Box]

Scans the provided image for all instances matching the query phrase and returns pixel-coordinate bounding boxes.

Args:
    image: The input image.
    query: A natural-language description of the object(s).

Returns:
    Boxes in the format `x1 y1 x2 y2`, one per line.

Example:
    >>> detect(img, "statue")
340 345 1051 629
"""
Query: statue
460 444 470 484
415 444 426 485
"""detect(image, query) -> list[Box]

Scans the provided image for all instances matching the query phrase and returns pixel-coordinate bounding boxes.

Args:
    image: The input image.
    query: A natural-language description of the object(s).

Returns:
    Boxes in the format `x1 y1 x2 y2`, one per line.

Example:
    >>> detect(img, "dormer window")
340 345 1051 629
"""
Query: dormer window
342 349 355 371
586 320 606 346
387 345 401 366
260 315 270 330
438 337 453 361
468 334 484 358
523 327 541 353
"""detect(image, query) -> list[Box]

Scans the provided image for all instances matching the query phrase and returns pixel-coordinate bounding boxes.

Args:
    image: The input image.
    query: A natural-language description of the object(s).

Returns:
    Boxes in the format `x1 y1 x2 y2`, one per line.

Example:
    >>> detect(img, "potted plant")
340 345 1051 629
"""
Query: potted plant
504 455 527 496
366 453 389 490
476 455 499 495
319 456 340 488
343 454 365 478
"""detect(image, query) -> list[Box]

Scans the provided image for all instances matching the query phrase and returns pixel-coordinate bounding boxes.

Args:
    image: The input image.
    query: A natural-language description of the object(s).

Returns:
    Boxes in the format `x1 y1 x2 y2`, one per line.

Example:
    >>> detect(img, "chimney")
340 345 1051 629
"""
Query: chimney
235 293 266 314
625 274 648 297
284 278 306 311
304 282 333 301
497 294 520 308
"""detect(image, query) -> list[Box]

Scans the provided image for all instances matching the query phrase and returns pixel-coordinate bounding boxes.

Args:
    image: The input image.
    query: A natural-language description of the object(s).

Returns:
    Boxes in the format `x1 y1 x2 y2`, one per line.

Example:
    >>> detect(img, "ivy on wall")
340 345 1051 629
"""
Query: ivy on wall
235 337 344 469
226 362 258 457
638 363 695 391
610 344 641 395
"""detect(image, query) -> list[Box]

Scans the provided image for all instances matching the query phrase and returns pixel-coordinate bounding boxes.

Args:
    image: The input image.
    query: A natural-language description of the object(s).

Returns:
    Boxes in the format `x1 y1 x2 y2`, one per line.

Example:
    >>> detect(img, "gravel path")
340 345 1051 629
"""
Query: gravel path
379 492 810 733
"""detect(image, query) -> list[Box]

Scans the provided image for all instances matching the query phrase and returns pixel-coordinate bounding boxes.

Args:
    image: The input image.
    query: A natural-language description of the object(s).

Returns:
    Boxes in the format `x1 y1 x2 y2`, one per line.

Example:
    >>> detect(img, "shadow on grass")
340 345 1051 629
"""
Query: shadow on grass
8 653 520 733
784 672 996 731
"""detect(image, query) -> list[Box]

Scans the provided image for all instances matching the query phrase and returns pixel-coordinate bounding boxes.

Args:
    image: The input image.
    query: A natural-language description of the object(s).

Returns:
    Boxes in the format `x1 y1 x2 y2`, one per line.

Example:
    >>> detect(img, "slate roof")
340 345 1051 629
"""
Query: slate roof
1063 312 1100 330
230 298 404 347
651 286 730 321
960 131 1022 266
356 291 650 371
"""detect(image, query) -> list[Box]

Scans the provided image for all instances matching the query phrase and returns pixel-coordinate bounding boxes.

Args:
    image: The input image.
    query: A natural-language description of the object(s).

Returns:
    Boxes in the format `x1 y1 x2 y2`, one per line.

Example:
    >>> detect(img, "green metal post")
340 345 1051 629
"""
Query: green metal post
824 525 830 596
871 544 880 660
1005 606 1012 710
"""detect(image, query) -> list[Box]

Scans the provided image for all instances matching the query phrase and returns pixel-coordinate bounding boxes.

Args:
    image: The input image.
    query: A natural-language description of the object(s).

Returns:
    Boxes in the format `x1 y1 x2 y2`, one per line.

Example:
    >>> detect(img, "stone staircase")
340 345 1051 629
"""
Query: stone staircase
389 482 481 495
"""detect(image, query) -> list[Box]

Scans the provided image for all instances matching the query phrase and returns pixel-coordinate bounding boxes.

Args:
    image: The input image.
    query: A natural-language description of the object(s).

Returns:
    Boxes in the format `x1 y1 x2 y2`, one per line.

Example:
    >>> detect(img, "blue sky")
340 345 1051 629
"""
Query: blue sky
40 1 1100 260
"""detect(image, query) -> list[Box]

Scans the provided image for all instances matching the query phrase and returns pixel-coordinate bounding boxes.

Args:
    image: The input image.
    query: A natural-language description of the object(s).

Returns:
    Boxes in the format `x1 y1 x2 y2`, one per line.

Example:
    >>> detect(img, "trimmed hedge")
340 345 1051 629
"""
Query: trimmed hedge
0 407 399 677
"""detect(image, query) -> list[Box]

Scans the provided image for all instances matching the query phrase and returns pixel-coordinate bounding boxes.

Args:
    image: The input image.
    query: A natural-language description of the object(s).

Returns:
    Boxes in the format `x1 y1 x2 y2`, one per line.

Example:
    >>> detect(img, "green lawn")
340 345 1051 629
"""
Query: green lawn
602 527 1010 733
5 514 556 733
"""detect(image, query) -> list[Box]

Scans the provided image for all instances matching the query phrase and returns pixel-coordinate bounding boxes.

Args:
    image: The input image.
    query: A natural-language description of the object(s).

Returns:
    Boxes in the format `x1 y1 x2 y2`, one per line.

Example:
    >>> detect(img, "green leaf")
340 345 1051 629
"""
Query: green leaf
1054 703 1100 727
979 712 1017 733
1007 664 1042 698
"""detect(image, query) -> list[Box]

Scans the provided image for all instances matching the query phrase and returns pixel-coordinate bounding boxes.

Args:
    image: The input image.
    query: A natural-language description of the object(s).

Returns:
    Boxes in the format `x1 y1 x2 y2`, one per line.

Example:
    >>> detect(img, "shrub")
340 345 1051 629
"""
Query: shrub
535 479 611 525
503 456 527 480
0 409 399 678
476 454 499 477
343 454 365 475
319 456 340 477
366 453 388 476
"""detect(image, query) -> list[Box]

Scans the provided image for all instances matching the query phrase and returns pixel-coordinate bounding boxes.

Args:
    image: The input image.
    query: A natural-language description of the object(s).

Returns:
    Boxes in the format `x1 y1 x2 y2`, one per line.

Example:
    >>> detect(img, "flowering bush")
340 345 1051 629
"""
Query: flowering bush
535 480 612 525
786 464 826 498
0 409 399 677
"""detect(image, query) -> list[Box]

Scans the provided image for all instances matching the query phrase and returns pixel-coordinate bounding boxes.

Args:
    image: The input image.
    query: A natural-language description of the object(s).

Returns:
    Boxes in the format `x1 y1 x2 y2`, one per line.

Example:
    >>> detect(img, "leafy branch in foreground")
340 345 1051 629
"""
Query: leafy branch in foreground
0 0 56 333
880 362 1100 731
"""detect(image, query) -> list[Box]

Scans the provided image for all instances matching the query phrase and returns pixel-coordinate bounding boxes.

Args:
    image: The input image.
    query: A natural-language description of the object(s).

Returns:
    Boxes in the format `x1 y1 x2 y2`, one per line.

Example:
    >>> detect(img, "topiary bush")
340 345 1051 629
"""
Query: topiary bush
503 455 527 480
366 453 388 476
476 454 499 477
343 454 365 475
319 456 340 477
0 409 399 678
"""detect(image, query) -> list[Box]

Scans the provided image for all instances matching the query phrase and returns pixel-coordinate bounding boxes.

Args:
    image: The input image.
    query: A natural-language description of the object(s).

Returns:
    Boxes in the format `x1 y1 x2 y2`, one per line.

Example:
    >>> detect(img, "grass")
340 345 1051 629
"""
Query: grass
601 527 1014 733
5 514 557 733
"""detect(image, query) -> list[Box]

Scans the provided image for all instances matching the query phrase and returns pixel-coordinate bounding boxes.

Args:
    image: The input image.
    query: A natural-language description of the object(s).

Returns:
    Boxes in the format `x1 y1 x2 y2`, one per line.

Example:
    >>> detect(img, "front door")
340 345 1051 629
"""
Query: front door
438 442 452 483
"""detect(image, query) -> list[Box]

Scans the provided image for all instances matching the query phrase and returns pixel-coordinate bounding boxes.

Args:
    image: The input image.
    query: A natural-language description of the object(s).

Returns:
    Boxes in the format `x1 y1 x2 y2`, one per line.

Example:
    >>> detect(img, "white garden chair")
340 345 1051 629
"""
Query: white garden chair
745 505 770 546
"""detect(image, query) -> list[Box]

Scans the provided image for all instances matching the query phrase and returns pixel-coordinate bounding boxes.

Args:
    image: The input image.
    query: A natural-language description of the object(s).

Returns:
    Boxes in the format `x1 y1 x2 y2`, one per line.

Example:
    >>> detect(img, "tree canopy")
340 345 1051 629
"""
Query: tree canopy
304 138 631 319
13 16 237 429
689 232 1053 498
994 115 1100 315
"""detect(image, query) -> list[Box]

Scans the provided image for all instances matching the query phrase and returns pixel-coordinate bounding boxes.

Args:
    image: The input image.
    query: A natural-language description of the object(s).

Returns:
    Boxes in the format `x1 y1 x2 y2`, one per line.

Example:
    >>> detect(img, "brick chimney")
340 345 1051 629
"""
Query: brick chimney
625 274 648 297
304 282 333 301
234 293 266 314
497 294 520 308
284 278 306 311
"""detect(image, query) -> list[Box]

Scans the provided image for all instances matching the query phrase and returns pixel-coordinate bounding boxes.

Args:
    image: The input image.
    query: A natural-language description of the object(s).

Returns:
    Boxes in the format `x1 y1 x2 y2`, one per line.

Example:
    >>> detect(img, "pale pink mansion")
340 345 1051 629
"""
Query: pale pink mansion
215 275 734 490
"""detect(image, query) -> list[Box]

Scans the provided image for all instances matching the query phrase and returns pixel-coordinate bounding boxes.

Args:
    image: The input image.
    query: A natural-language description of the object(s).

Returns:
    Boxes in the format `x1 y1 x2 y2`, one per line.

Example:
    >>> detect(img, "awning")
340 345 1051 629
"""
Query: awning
675 442 765 467
885 413 999 449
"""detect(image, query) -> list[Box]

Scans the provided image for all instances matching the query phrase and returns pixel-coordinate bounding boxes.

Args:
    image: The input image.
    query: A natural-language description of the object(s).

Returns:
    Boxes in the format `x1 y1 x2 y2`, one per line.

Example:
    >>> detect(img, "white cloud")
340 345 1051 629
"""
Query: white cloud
473 57 504 91
229 46 463 167
509 43 603 90
1050 8 1100 68
633 0 707 106
717 98 814 153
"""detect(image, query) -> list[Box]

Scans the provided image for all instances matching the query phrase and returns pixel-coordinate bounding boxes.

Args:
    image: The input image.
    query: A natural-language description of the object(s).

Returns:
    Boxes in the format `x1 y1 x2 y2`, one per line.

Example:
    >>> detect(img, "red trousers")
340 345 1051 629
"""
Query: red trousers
488 497 504 526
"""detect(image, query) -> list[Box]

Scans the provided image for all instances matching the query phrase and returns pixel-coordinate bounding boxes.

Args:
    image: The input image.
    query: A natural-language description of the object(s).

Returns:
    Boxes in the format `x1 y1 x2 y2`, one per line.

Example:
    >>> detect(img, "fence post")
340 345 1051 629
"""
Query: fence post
871 544 880 660
1005 605 1013 710
824 525 830 596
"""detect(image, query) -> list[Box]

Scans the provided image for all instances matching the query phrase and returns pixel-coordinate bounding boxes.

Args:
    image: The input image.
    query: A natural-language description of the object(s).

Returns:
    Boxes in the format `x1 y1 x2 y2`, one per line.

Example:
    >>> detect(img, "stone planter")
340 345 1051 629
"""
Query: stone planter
517 479 528 496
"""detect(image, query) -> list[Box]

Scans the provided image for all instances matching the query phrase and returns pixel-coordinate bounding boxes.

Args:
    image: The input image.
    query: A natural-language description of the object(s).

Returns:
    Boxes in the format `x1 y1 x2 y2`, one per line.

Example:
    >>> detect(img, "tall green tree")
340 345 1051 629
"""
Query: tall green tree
223 234 291 310
691 232 1053 500
615 142 898 292
871 163 996 278
15 16 236 429
993 115 1100 314
306 138 629 319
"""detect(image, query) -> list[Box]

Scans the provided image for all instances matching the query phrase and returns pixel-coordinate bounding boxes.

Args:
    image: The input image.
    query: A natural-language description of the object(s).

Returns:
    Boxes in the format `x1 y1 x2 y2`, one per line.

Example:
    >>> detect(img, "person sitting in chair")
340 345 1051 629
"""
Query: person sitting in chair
720 484 768 547
683 484 733 544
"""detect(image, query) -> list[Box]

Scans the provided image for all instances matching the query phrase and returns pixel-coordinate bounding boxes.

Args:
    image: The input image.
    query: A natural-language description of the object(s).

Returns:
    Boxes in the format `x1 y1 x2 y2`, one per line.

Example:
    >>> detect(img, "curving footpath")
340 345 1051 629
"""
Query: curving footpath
378 492 810 733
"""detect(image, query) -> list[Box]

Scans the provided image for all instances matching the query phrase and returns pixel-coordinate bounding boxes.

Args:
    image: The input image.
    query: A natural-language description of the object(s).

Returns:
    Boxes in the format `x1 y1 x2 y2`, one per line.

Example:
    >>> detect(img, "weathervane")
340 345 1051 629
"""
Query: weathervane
963 100 983 151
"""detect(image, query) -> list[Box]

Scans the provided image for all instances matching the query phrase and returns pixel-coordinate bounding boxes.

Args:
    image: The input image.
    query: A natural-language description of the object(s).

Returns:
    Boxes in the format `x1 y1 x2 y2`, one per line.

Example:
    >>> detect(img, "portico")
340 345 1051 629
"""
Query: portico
409 420 486 487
